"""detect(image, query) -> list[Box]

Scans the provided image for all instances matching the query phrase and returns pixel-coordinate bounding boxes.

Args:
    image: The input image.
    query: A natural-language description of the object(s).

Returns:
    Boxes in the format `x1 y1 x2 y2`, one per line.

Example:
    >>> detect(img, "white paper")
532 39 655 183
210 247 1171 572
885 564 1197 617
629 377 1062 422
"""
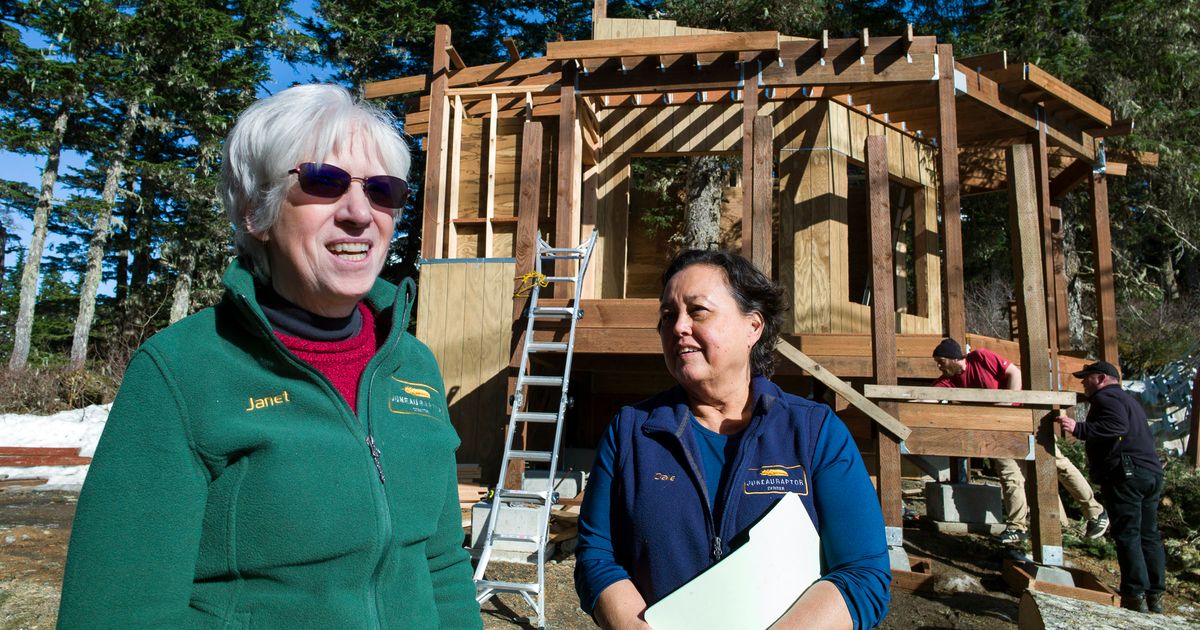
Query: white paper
644 492 822 630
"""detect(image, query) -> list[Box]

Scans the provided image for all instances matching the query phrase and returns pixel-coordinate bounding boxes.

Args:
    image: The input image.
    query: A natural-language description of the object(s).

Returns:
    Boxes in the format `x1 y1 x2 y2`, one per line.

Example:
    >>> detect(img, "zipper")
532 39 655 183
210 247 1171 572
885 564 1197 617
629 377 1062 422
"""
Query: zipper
232 281 410 630
672 413 721 563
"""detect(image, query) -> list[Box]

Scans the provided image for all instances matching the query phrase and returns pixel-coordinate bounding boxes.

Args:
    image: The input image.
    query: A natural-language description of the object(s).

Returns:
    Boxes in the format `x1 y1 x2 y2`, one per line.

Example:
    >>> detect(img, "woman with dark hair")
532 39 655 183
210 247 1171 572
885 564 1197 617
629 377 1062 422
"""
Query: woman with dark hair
575 250 890 629
57 85 481 629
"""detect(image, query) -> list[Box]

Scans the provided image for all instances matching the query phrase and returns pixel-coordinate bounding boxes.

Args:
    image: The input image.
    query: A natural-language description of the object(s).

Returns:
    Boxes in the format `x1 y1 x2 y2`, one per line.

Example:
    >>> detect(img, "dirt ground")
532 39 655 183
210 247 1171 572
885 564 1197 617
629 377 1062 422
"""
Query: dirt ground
2 488 1198 630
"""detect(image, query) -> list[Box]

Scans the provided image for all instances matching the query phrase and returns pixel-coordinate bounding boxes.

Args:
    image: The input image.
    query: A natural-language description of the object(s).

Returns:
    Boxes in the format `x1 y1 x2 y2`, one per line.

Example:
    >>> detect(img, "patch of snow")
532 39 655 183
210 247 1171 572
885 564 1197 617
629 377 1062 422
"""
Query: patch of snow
0 404 110 491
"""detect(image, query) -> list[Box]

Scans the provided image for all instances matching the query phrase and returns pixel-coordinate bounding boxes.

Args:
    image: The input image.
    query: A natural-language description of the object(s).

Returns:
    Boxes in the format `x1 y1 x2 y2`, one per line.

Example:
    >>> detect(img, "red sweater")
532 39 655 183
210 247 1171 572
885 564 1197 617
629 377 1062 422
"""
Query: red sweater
275 303 376 413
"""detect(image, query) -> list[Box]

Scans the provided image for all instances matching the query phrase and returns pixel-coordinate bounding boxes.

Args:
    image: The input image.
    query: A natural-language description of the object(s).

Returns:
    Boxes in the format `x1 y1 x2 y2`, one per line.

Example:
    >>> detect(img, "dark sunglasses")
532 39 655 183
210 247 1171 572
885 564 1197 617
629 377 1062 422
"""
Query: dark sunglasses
288 162 409 209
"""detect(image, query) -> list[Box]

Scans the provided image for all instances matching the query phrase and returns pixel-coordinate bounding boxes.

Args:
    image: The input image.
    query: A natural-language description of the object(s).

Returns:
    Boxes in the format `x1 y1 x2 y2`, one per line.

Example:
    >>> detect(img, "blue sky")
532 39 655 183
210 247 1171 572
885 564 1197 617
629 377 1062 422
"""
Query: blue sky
0 4 329 280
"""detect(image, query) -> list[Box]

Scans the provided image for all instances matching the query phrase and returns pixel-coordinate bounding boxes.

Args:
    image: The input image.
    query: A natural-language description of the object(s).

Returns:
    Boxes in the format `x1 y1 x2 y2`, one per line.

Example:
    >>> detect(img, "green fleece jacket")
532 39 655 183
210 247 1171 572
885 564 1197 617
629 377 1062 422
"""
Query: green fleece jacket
58 260 481 629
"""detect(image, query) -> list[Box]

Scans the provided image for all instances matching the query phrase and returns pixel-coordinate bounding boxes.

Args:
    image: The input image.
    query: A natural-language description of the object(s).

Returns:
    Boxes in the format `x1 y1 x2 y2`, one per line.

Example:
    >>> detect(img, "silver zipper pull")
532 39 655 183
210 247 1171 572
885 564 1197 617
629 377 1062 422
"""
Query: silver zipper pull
367 435 386 484
712 536 723 561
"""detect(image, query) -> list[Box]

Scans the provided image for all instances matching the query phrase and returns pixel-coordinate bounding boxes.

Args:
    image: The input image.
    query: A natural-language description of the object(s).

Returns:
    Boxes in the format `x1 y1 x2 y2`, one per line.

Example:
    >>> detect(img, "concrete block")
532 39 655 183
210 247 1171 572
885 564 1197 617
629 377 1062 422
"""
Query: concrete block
470 501 552 564
888 546 911 572
902 455 950 482
522 469 586 499
1032 564 1076 587
924 482 1003 524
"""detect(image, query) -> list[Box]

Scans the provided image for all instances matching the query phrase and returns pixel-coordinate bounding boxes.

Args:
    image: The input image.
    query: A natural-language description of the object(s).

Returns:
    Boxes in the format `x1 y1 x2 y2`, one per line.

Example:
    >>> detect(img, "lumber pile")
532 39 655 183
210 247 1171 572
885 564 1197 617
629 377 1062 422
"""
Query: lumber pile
0 446 92 467
0 446 91 490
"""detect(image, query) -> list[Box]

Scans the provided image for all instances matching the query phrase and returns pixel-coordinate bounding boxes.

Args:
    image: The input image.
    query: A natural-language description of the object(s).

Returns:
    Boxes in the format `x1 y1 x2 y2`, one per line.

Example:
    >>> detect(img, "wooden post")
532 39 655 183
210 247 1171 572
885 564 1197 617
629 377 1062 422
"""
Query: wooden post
1033 124 1060 386
742 61 760 260
421 25 452 259
751 114 773 275
866 135 902 531
506 120 545 491
1051 206 1072 350
554 61 579 297
513 121 545 320
936 44 965 342
1007 143 1061 564
1089 172 1119 365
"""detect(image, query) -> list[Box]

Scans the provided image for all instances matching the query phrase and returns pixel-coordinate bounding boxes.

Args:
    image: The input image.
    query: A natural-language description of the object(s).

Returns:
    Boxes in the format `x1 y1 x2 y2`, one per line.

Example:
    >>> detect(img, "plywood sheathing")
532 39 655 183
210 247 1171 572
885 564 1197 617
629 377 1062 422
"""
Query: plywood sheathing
416 260 515 480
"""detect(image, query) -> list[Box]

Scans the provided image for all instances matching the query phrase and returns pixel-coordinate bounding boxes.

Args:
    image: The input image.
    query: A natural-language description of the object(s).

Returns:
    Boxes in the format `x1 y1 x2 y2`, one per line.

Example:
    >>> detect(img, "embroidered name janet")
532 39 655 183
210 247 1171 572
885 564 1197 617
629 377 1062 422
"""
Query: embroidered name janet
245 390 291 411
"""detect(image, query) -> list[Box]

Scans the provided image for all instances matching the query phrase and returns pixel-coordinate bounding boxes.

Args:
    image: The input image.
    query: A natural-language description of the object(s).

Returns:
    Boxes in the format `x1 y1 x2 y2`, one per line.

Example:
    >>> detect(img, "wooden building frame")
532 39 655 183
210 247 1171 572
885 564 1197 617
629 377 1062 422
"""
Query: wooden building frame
368 0 1153 571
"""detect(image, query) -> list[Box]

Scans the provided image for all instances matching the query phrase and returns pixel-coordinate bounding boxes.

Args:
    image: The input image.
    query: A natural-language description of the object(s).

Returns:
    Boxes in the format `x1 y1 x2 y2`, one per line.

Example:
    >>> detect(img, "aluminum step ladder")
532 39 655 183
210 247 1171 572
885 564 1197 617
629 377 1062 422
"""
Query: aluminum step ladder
473 229 598 629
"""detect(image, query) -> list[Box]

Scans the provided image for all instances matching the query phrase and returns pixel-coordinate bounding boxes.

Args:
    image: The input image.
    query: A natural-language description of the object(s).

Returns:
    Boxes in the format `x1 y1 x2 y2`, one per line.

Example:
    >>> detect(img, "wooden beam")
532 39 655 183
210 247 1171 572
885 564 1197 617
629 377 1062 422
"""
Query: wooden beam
742 61 760 261
1089 172 1119 364
446 82 560 98
900 427 1034 459
420 25 452 259
446 45 466 72
1087 118 1133 138
751 115 773 275
577 50 937 96
554 62 579 297
896 403 1036 432
866 134 902 530
364 74 429 99
997 63 1112 127
959 51 1007 73
1007 142 1061 563
864 385 1077 408
937 44 966 341
504 37 521 62
775 339 911 440
956 64 1094 160
1048 158 1092 199
547 31 781 60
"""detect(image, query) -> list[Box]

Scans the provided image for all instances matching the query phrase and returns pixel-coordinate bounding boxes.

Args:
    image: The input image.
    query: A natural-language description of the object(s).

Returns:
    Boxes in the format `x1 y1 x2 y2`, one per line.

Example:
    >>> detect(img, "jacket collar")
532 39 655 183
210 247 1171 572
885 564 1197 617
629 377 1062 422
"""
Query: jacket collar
221 257 416 339
642 375 782 437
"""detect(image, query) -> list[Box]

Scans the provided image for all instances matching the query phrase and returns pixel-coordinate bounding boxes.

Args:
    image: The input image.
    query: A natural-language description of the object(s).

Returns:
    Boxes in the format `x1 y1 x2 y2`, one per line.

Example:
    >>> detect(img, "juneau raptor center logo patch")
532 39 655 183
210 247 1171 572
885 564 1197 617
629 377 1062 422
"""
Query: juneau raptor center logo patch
387 378 444 419
743 464 810 495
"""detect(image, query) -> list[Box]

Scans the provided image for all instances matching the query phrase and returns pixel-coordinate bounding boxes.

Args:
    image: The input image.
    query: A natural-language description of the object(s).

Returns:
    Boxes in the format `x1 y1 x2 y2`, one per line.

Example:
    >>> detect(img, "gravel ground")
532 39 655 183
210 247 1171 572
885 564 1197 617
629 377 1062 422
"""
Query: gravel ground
3 488 1198 629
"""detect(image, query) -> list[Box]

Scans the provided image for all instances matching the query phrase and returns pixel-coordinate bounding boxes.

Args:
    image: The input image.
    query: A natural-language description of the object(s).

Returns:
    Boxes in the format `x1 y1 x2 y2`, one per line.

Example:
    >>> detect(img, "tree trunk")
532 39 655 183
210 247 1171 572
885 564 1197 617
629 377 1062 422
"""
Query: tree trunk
680 156 723 250
0 222 7 294
168 145 217 323
70 100 139 368
9 103 71 370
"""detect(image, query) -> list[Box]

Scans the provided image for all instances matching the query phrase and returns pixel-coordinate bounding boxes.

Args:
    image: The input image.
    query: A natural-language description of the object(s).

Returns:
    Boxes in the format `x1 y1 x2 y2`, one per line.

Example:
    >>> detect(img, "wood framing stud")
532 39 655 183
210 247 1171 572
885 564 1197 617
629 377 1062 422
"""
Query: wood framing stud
1089 172 1119 364
937 44 966 341
751 115 773 275
742 60 760 260
421 25 452 259
554 61 580 297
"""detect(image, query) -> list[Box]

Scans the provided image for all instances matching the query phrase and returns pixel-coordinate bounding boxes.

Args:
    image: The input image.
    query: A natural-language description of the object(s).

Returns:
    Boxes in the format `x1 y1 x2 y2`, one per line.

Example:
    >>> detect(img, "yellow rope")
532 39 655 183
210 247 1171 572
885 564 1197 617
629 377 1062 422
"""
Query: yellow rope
514 271 548 298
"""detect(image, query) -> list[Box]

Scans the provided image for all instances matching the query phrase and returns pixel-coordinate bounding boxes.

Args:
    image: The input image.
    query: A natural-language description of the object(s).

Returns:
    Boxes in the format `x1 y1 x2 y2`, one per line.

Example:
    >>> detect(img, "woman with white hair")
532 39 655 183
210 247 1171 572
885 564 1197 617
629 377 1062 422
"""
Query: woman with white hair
58 84 482 629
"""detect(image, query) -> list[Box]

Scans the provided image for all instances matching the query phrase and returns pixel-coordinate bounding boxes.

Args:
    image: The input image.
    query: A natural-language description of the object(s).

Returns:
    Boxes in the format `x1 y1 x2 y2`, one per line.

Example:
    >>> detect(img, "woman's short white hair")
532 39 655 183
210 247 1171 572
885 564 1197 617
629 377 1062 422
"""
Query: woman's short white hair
219 83 411 282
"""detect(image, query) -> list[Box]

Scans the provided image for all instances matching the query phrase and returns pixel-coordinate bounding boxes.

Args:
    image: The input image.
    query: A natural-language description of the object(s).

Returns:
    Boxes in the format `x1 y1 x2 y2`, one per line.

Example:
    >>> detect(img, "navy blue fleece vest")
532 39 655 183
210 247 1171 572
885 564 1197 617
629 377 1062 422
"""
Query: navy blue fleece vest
608 377 825 605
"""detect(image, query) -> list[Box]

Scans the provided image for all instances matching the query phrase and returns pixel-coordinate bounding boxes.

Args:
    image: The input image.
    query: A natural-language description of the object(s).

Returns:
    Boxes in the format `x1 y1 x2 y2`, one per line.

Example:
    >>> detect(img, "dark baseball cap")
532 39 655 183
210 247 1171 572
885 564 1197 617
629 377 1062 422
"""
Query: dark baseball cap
1071 360 1120 380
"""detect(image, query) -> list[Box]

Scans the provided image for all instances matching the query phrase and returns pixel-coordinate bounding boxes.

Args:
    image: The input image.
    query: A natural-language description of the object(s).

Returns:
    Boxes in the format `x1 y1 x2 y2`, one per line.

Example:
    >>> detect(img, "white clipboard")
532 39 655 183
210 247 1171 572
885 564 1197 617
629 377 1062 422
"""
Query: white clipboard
643 493 822 630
